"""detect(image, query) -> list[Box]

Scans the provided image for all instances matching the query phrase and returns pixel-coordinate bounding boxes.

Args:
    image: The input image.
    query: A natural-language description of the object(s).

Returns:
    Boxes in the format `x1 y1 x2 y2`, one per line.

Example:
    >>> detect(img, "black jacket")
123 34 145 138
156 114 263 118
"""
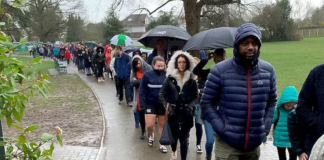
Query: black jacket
297 64 324 151
83 52 92 68
193 59 210 88
288 109 307 156
159 76 198 132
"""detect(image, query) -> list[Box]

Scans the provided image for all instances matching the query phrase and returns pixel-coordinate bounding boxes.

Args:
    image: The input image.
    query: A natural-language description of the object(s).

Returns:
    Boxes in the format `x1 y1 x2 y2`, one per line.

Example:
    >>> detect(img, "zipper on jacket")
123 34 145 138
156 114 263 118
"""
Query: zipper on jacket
245 68 251 150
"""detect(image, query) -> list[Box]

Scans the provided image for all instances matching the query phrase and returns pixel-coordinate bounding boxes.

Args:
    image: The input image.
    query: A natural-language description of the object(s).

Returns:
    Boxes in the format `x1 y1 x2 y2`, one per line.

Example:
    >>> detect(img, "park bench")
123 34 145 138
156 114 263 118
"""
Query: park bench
53 58 67 73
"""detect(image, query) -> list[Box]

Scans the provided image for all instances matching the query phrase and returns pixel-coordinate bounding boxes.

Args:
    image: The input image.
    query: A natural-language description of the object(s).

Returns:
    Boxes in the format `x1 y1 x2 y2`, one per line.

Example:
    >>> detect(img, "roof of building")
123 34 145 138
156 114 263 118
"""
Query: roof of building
122 14 148 27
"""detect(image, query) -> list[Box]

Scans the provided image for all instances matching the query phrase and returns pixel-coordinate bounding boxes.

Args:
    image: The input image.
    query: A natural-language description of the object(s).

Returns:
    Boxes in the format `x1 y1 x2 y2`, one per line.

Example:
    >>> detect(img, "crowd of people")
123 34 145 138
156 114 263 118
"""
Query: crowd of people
46 23 324 160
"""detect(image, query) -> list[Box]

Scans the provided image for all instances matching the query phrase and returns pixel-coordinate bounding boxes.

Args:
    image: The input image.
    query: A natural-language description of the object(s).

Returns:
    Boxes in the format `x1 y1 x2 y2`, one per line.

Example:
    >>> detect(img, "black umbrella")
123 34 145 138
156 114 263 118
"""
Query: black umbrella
138 25 191 49
182 27 237 51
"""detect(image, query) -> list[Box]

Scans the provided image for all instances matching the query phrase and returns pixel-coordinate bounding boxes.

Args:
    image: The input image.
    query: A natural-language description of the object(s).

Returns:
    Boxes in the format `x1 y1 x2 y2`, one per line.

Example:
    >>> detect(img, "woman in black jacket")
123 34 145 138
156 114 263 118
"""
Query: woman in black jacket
83 47 92 76
95 46 105 82
159 51 198 160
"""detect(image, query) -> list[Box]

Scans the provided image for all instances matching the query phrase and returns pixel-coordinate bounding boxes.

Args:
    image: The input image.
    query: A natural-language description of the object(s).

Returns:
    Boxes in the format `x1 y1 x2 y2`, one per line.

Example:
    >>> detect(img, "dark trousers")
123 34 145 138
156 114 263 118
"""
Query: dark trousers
171 131 189 160
139 110 145 133
277 147 297 160
117 78 129 102
114 76 119 95
195 123 203 145
97 62 105 78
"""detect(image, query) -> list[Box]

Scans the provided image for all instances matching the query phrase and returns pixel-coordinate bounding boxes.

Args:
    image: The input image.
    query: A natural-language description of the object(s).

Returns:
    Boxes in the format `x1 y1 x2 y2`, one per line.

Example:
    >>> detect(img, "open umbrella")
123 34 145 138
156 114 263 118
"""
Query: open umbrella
138 25 191 49
182 27 237 51
54 41 63 46
110 34 133 46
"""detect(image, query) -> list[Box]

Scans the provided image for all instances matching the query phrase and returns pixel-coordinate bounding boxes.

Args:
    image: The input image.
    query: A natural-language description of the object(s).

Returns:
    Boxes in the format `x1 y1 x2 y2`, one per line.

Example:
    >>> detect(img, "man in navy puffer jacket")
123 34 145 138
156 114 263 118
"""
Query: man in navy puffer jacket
201 23 277 159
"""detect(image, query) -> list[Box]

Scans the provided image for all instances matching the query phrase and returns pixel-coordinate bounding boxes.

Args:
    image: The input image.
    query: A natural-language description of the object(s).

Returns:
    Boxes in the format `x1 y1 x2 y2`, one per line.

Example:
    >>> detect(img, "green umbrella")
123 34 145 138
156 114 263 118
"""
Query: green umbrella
110 34 133 46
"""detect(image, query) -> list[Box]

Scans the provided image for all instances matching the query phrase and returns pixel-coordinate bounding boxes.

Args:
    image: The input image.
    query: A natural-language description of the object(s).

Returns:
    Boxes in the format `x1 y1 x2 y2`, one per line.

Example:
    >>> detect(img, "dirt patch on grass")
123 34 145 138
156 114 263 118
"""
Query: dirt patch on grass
2 74 102 147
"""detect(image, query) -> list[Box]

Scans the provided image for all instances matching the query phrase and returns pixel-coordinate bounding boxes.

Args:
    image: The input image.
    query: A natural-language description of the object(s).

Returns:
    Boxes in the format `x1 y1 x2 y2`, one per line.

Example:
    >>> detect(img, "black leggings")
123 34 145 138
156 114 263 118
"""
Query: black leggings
171 131 189 160
97 62 105 78
139 110 145 133
277 147 297 160
195 123 203 145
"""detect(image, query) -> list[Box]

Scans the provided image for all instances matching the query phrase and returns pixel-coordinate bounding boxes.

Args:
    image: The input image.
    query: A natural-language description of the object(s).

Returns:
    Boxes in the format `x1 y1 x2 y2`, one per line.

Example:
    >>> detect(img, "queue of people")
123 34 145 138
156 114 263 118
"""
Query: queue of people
47 22 324 160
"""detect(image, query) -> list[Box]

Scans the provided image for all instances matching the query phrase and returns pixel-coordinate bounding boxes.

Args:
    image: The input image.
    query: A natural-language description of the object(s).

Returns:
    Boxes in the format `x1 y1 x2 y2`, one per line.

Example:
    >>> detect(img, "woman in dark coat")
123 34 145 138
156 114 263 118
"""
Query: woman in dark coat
83 47 92 76
95 46 105 82
159 51 198 160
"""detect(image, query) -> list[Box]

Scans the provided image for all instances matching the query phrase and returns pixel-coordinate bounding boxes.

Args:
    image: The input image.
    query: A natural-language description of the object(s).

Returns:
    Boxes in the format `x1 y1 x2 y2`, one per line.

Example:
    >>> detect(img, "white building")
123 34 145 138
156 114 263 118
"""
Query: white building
122 14 153 38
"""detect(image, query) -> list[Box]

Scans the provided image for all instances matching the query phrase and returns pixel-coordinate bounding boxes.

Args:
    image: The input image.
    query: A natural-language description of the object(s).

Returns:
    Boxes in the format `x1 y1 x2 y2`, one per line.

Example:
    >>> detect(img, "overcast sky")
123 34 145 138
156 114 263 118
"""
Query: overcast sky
82 0 323 23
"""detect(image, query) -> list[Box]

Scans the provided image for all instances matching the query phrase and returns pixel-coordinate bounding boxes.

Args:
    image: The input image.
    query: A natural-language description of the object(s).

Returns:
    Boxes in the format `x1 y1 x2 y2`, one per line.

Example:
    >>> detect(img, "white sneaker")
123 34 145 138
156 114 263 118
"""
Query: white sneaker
170 152 177 160
196 145 203 154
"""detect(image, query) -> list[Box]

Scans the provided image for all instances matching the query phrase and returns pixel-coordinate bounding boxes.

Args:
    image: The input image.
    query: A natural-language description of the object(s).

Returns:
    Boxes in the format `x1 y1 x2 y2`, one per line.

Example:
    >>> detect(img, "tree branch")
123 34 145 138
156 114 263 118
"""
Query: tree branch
130 0 176 15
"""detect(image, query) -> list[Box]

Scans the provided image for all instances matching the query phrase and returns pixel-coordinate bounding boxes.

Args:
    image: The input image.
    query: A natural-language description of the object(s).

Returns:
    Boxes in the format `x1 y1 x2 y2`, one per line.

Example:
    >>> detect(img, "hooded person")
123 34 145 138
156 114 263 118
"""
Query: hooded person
64 47 71 65
106 47 113 79
200 23 277 159
95 46 106 82
126 48 142 127
130 55 152 139
159 51 198 160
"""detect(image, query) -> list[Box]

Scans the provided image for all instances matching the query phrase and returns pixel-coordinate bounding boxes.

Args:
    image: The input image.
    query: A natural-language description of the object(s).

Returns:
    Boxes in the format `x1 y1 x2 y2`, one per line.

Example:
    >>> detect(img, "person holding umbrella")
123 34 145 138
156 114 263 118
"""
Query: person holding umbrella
147 39 168 65
193 49 226 160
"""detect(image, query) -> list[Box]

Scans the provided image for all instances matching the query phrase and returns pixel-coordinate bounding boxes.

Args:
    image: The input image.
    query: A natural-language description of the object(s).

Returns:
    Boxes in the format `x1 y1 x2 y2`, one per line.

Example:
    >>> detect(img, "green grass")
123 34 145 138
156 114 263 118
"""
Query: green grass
14 51 30 55
204 37 324 96
13 56 54 74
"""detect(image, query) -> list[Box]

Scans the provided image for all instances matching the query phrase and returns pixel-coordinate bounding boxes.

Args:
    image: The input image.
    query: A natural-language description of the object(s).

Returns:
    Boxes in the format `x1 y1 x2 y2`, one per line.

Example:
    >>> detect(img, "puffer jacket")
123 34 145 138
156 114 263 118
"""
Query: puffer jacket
288 109 307 156
201 23 277 151
159 51 198 133
272 86 298 148
114 52 130 79
297 64 324 151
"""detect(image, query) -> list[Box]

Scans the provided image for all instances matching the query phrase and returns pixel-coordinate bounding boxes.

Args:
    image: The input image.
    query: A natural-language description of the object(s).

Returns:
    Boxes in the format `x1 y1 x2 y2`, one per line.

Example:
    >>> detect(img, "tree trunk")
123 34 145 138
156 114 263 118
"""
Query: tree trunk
223 4 229 27
183 0 201 57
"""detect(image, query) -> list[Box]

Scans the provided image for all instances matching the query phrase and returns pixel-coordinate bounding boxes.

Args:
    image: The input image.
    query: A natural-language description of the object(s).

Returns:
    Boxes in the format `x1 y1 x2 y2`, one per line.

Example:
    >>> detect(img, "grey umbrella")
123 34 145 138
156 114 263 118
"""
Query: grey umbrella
138 25 191 49
182 27 237 51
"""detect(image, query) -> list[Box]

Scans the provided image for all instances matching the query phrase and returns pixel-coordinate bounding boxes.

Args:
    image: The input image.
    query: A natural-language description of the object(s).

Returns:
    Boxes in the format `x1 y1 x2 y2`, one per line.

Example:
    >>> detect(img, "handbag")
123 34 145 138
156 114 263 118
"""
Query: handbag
159 103 175 145
159 120 174 145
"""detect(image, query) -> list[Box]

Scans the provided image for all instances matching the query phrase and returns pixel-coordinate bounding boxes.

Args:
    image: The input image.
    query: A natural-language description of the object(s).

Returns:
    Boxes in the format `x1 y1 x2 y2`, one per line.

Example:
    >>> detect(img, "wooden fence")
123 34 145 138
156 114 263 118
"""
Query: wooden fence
299 27 324 38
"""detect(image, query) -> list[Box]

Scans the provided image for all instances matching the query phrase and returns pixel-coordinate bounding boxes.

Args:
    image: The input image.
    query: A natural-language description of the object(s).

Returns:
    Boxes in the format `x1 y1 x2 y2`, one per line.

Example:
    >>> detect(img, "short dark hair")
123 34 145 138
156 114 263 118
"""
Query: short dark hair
175 54 190 70
115 45 122 51
214 49 226 56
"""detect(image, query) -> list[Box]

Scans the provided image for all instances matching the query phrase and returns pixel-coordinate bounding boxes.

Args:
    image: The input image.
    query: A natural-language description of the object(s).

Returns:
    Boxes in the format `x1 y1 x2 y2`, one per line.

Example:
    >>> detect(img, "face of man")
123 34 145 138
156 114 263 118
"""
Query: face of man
214 55 226 64
116 48 122 54
156 41 165 50
238 37 259 62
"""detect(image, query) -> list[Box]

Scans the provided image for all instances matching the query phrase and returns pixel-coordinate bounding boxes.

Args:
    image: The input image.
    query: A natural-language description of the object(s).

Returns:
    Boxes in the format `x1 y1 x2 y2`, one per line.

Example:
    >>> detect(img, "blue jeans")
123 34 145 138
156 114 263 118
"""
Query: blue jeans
204 120 215 157
78 59 84 70
134 110 139 124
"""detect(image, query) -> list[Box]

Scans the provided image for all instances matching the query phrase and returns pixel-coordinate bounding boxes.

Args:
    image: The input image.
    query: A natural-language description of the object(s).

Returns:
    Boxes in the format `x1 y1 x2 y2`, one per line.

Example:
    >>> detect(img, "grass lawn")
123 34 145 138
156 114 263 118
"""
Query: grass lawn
204 37 324 96
13 56 54 74
14 50 30 56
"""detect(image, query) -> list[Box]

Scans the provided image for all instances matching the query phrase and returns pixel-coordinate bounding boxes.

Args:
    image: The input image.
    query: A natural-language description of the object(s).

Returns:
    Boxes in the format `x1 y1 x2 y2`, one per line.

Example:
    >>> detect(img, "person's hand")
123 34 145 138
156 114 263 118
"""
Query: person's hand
262 141 267 146
133 77 137 80
206 52 213 60
298 153 308 160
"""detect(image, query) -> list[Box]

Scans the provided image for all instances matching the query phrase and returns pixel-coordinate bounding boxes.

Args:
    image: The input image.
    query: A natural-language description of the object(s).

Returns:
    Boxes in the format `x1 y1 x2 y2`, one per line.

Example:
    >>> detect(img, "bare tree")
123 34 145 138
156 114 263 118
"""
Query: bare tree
28 0 84 42
114 0 240 36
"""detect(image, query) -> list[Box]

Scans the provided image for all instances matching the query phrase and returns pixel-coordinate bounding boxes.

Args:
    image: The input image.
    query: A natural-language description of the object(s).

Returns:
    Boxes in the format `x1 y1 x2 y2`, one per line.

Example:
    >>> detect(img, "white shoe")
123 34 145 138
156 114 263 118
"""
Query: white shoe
170 152 177 160
196 145 203 154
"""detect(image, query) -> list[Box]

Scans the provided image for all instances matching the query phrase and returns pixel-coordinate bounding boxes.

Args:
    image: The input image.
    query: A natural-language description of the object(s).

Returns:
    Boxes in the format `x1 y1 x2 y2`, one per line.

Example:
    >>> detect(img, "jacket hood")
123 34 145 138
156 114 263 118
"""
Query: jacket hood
166 51 196 80
277 86 298 109
132 48 141 57
131 55 152 74
105 45 109 49
97 46 104 53
233 23 262 67
107 47 112 51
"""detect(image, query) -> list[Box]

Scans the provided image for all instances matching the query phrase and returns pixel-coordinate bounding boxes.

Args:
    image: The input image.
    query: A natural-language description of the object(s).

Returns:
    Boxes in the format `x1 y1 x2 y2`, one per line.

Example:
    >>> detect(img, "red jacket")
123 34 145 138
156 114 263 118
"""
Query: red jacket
64 48 71 59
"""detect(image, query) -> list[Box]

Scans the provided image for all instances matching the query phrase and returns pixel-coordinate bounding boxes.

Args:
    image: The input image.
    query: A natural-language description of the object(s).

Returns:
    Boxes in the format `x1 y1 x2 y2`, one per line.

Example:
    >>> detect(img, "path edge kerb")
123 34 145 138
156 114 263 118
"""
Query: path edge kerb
75 74 106 160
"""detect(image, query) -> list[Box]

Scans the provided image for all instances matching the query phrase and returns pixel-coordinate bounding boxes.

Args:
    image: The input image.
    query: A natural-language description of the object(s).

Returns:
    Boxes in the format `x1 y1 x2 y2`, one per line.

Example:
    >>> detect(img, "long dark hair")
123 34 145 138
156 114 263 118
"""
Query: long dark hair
132 58 141 71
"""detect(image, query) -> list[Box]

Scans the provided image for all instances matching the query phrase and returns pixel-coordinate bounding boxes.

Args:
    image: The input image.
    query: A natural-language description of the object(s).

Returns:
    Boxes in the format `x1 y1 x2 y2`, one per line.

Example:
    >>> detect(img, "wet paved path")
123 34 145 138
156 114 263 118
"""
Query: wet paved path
67 64 281 160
